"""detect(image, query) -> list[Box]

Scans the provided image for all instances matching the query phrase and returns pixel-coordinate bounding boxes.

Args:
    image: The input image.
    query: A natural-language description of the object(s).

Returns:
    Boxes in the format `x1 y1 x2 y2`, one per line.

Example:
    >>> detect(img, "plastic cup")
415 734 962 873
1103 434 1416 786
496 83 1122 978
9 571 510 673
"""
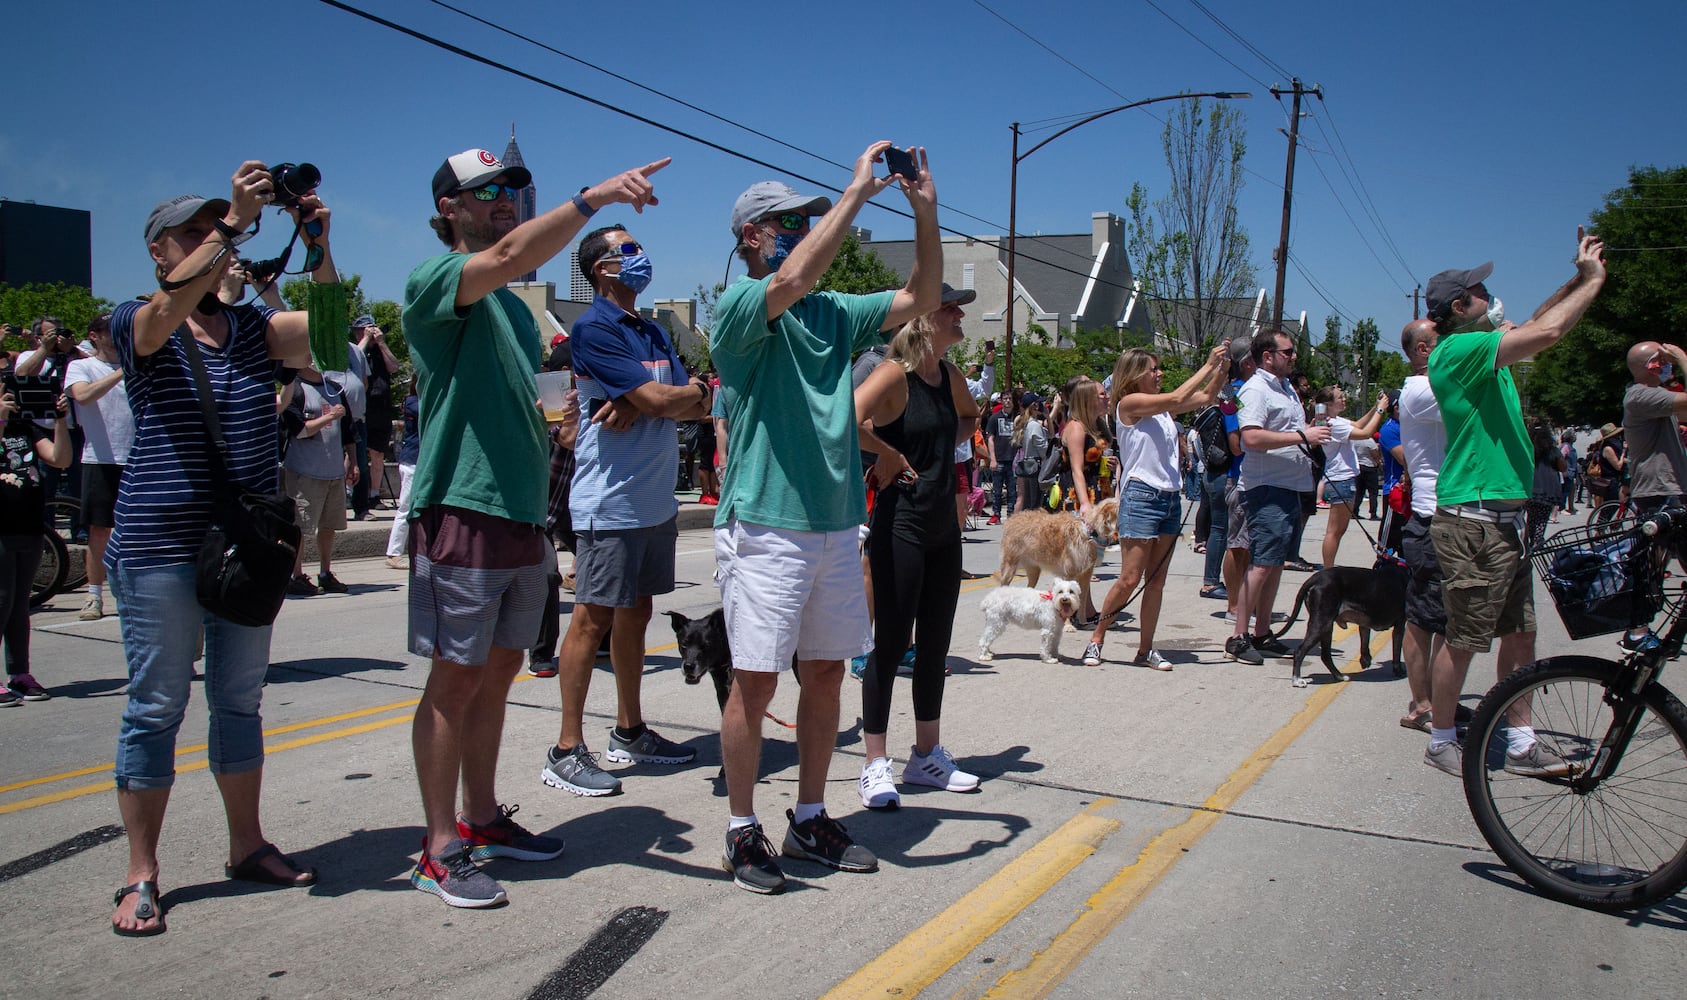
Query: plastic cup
537 371 570 422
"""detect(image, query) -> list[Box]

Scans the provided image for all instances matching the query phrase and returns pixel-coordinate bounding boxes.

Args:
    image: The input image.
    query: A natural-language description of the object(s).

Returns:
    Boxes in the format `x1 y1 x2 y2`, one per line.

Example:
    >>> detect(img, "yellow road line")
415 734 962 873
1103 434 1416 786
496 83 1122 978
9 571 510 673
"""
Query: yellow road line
980 627 1388 999
821 803 1120 1000
0 710 417 816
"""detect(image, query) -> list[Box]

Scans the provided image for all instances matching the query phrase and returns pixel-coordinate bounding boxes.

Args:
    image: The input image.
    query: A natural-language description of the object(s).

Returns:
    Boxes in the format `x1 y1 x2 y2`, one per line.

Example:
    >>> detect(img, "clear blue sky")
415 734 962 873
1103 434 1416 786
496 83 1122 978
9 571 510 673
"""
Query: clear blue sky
8 0 1684 354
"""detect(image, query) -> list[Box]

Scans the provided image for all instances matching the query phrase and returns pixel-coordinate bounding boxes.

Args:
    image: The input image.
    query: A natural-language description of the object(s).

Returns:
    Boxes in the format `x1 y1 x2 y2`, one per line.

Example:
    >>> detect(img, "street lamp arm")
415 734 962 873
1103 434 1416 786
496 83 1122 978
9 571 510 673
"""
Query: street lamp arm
1016 91 1252 162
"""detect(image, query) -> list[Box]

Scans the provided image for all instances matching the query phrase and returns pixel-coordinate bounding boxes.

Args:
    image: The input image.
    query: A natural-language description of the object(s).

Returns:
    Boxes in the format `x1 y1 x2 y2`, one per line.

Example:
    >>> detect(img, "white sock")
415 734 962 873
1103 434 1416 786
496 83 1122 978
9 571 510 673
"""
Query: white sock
728 813 757 831
88 584 102 601
1505 724 1537 754
793 801 825 824
1429 726 1458 748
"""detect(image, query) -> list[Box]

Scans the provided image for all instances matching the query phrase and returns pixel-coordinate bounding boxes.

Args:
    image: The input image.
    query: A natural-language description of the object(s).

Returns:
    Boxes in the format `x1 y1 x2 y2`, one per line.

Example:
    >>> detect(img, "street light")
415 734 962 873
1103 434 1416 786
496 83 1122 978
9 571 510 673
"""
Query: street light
1003 91 1252 392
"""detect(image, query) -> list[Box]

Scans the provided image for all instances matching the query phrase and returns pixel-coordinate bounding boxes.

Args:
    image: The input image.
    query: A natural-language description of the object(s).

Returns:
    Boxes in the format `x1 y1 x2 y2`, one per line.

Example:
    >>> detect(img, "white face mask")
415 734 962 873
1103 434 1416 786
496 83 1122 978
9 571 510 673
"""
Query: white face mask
1485 296 1506 331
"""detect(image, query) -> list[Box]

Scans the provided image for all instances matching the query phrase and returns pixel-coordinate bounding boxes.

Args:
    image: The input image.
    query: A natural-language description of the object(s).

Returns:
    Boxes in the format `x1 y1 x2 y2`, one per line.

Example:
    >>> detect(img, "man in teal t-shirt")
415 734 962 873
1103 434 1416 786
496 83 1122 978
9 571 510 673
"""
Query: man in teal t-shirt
1418 231 1606 782
400 145 669 910
709 143 941 895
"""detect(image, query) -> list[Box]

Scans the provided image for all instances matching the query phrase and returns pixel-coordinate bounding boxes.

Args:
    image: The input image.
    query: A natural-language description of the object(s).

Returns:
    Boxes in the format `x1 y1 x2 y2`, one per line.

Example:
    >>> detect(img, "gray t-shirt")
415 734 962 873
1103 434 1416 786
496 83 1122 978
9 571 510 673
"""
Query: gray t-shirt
285 379 348 480
1623 383 1687 499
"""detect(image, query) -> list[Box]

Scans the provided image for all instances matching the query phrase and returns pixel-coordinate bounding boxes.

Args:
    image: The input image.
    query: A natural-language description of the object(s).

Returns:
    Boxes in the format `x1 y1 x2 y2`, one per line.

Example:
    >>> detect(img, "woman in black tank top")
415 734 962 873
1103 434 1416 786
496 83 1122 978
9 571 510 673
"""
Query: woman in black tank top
851 294 982 807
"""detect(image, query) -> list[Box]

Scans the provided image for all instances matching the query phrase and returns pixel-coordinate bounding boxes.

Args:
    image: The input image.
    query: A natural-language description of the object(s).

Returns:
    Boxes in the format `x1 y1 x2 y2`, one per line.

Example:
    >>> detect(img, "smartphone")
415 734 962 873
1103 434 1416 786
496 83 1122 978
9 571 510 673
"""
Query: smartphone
2 373 64 421
984 339 995 352
588 396 606 419
884 146 919 183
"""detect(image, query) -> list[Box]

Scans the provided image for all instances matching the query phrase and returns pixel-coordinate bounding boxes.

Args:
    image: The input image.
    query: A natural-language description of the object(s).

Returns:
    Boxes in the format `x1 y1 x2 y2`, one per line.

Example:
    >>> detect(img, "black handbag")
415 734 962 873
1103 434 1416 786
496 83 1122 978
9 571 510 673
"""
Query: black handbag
181 328 302 627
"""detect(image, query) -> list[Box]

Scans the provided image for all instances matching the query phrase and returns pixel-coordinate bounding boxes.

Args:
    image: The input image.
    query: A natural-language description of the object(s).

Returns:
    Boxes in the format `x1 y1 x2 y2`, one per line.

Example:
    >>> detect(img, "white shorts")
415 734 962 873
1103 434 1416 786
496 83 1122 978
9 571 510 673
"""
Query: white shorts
714 519 871 671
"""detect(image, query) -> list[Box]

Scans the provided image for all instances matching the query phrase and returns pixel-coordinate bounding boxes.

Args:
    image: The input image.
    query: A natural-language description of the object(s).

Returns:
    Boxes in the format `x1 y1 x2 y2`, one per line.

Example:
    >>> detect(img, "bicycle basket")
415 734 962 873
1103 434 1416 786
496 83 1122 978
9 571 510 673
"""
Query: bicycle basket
1531 515 1665 639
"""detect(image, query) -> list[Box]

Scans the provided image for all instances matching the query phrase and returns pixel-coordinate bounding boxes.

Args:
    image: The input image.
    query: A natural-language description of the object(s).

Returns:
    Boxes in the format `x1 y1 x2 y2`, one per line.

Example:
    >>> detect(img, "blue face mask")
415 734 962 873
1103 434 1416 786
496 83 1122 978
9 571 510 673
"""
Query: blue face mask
764 232 803 272
616 251 653 294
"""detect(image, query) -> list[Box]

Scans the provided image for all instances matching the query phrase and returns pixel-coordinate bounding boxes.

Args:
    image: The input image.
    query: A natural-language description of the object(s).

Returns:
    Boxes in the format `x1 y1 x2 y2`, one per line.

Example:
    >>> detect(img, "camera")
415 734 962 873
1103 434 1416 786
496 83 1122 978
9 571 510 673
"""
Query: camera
240 256 284 285
269 162 321 209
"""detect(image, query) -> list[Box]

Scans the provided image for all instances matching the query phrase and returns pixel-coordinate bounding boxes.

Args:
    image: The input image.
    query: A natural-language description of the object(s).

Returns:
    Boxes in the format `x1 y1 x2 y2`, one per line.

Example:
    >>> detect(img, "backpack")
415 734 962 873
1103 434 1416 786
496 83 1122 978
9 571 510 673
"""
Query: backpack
1191 403 1233 475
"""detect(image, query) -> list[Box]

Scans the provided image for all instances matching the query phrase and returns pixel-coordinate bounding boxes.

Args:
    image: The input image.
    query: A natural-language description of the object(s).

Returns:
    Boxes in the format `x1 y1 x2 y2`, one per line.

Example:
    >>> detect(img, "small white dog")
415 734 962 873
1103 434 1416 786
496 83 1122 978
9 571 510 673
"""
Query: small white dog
978 578 1084 663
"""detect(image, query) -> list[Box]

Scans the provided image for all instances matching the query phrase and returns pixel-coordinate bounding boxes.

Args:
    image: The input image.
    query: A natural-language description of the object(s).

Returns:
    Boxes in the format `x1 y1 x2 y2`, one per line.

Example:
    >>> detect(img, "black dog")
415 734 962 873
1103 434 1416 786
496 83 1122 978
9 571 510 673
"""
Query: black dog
1271 559 1408 687
662 608 802 714
663 609 735 711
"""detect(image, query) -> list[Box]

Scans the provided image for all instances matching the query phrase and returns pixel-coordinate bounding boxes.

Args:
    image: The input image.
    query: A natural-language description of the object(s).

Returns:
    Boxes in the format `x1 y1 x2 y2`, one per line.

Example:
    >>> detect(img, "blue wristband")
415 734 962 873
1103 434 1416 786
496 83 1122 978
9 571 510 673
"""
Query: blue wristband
571 192 597 218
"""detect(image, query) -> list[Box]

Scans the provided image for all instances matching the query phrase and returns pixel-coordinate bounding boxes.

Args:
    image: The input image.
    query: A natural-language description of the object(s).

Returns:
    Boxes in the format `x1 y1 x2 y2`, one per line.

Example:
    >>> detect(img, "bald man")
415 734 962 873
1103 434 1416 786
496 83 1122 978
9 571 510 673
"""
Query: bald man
1395 319 1448 732
1622 339 1687 518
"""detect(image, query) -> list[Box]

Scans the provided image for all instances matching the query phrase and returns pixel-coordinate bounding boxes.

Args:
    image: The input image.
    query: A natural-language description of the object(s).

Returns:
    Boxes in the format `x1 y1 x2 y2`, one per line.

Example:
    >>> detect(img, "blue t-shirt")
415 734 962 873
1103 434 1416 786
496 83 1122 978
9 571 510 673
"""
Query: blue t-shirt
1377 418 1404 492
710 276 893 532
107 299 281 571
1223 380 1245 482
398 394 420 466
569 294 686 530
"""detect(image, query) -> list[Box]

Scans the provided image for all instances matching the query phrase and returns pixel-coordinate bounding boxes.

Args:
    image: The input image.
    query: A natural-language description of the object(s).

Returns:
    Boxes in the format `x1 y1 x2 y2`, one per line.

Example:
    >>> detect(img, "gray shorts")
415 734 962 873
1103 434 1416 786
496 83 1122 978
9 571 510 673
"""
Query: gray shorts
1224 478 1250 550
408 506 550 666
573 516 678 607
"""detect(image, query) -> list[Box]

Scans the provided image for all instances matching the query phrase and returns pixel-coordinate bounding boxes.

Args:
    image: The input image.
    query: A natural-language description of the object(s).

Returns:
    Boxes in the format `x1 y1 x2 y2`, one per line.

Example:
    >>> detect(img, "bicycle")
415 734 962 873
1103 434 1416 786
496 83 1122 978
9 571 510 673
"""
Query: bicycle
28 496 85 608
1462 509 1687 911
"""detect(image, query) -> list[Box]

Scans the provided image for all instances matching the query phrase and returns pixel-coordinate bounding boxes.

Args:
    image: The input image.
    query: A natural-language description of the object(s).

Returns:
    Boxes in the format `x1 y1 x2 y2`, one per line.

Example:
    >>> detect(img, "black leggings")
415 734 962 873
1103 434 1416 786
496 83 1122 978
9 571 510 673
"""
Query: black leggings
0 534 43 677
862 531 961 734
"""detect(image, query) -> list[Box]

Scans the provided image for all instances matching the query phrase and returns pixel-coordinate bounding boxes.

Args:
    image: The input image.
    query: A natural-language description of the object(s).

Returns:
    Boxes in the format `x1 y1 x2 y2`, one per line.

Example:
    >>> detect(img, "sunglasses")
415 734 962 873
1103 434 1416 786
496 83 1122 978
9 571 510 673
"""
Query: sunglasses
593 241 643 268
1271 346 1298 356
466 183 521 202
761 212 808 232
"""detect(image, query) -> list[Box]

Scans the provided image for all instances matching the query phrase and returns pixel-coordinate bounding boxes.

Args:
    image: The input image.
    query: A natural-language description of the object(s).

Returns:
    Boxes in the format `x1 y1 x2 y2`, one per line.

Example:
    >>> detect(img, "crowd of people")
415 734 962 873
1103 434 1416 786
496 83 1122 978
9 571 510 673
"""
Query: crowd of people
1 139 1664 935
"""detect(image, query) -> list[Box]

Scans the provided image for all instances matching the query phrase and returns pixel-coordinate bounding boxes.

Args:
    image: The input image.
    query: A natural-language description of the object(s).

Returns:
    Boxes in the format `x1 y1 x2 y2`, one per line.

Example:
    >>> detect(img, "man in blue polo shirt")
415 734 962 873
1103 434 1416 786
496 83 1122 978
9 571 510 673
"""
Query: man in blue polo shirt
540 224 713 797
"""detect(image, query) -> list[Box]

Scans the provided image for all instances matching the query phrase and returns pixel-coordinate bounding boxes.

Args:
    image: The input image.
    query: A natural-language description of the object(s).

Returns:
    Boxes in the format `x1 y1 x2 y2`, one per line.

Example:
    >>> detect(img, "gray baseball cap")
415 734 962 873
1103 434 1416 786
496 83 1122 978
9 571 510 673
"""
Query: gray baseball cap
352 314 377 329
1425 262 1494 316
144 194 231 244
729 181 832 238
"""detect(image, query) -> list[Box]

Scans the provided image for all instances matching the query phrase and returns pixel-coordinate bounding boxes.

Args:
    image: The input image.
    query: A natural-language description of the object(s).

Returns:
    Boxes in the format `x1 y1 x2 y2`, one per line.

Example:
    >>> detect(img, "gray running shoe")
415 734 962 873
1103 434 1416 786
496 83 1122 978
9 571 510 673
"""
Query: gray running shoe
722 823 786 894
1504 741 1575 778
1225 635 1264 665
1424 740 1463 777
540 744 622 796
605 726 696 764
411 838 508 908
781 808 878 873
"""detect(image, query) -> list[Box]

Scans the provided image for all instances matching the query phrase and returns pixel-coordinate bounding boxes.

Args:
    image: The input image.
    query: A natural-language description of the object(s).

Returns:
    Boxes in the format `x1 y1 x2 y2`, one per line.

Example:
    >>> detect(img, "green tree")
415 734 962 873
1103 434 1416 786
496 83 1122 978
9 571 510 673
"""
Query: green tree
1369 350 1411 397
1125 97 1258 356
815 233 903 295
0 282 116 349
1525 165 1687 423
684 281 724 374
1349 317 1381 403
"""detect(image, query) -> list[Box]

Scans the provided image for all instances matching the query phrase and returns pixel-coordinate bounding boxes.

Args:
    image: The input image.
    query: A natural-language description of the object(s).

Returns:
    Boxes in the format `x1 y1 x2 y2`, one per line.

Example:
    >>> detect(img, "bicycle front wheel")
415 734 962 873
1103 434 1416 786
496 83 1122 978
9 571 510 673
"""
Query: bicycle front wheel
45 496 88 591
1463 655 1687 911
30 530 68 609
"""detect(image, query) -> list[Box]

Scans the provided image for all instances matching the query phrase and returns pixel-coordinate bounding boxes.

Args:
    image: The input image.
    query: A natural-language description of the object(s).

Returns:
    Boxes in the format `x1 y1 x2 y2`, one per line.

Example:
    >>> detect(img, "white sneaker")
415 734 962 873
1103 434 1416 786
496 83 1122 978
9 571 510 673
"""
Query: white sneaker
78 595 103 621
859 757 901 810
902 744 980 792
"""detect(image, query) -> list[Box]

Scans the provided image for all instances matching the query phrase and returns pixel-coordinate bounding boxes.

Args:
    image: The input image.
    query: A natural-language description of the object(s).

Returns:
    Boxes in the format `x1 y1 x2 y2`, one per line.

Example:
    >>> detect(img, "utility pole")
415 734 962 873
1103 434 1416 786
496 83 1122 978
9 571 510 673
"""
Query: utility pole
1270 78 1322 331
1407 284 1421 319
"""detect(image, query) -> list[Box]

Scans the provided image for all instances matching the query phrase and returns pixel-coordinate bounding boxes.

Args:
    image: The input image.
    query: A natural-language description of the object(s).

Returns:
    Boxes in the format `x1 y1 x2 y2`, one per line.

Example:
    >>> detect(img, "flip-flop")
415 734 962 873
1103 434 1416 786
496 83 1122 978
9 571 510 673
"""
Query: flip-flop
112 881 167 937
1399 710 1432 733
225 843 317 887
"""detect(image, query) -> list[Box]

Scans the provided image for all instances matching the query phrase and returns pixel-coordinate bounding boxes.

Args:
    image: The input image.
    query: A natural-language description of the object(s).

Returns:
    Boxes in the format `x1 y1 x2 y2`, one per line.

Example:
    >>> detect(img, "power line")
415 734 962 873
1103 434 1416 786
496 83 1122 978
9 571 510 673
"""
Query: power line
1302 147 1411 295
1184 0 1293 81
1139 0 1273 90
1309 105 1416 280
1288 250 1359 327
971 0 1129 102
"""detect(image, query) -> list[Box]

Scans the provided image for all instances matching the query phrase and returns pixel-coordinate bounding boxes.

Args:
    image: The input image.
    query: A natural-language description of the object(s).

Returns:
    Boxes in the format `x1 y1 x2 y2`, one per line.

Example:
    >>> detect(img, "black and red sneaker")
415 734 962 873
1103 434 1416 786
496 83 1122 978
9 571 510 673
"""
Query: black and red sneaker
780 808 878 873
456 804 565 862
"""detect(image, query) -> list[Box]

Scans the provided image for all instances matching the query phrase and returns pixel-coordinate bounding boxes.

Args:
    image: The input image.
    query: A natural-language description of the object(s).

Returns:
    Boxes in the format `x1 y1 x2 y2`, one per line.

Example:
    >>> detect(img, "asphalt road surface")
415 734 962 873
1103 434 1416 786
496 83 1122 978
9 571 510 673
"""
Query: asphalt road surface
4 501 1683 999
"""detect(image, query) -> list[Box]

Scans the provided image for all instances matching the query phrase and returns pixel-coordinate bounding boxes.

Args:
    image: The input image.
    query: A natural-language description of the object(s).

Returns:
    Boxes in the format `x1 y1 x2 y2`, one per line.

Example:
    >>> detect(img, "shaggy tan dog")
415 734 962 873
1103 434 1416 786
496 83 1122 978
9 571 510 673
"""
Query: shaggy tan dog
995 498 1119 587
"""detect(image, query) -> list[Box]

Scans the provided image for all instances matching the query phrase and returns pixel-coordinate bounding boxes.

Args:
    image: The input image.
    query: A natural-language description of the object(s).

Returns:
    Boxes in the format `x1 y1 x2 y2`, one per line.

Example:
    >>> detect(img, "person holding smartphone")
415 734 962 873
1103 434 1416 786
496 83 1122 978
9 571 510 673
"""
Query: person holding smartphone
0 387 72 705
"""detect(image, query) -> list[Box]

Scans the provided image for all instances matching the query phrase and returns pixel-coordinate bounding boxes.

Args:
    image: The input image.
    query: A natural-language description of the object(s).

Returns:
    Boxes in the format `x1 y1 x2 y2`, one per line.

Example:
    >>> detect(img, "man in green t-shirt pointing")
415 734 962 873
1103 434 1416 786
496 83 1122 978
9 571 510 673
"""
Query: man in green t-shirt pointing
709 142 942 894
1420 229 1605 780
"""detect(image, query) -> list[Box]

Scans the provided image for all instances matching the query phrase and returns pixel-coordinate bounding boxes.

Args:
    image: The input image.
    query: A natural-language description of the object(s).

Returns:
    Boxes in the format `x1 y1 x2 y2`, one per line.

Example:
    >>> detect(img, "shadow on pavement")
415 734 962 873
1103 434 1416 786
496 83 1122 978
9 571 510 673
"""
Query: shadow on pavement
267 658 410 682
1459 860 1687 931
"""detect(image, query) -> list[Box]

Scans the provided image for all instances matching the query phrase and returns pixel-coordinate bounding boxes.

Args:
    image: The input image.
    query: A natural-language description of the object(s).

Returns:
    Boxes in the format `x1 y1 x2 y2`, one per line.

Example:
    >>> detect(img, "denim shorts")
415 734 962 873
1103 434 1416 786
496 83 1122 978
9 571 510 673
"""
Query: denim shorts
111 562 272 790
1120 480 1182 539
1244 485 1300 567
1323 477 1356 507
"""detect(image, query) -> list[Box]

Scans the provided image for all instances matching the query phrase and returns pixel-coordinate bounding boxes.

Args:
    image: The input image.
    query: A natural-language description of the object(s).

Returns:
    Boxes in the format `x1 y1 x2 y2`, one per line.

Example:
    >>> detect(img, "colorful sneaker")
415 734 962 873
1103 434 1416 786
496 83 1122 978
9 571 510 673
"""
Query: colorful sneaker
849 654 869 681
1225 635 1264 665
902 744 980 792
859 757 901 810
896 644 919 677
411 838 508 908
1424 740 1463 778
79 595 104 621
540 743 622 796
317 571 349 595
722 823 785 894
528 657 558 678
781 809 878 872
456 804 564 862
986 514 1001 525
1618 630 1660 655
605 726 696 764
1504 741 1575 778
8 674 51 702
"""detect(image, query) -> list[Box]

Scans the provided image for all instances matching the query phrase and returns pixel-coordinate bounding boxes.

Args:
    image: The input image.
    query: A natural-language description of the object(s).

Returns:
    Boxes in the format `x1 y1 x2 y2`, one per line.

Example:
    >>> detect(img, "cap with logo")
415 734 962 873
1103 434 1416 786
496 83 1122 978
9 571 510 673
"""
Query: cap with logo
1424 262 1494 317
144 194 232 244
728 181 832 239
431 149 532 206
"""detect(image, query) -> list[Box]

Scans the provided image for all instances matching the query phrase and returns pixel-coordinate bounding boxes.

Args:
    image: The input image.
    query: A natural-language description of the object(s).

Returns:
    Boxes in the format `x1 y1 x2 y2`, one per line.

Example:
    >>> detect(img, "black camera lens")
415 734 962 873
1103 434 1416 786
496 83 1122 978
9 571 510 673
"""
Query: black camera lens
269 162 321 208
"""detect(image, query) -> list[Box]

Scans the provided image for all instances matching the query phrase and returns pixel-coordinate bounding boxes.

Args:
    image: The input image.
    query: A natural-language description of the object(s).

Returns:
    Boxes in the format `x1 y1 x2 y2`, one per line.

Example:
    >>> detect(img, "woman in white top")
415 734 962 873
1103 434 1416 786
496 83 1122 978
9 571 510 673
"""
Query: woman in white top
1312 384 1390 572
1082 344 1227 669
